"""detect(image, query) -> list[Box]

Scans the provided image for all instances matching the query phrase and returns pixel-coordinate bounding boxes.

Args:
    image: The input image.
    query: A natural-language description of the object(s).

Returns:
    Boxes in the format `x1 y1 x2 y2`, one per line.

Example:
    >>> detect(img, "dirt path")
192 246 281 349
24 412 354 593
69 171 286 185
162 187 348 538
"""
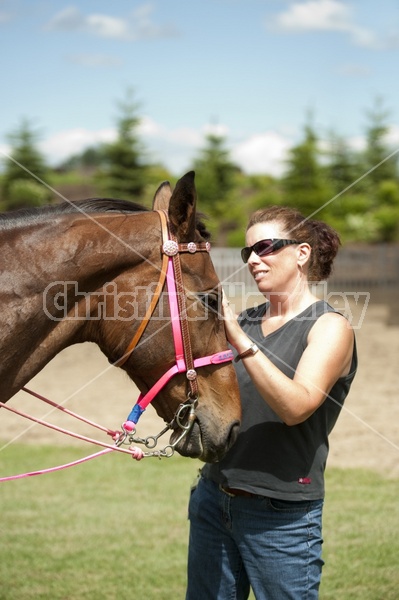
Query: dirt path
1 298 398 477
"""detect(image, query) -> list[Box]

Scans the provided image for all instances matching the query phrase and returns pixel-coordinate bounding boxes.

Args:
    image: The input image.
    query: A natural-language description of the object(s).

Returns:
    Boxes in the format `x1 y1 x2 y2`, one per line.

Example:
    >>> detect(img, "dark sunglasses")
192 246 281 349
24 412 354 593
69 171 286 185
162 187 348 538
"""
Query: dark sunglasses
241 239 300 263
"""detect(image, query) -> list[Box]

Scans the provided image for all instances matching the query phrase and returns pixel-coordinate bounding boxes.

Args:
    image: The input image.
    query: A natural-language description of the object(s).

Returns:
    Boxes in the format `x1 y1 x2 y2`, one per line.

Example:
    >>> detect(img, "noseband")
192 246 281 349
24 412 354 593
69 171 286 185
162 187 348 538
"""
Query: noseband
116 209 234 441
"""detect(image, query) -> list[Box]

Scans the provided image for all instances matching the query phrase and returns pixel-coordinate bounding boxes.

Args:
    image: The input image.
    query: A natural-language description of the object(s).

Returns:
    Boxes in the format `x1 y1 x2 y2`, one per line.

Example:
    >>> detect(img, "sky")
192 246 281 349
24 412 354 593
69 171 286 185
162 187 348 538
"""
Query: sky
0 0 398 177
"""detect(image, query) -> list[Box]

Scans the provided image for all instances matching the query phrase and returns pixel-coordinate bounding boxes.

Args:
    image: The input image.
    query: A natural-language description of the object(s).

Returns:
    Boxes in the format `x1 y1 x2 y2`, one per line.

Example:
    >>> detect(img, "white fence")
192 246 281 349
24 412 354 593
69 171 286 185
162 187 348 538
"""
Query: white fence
211 244 399 293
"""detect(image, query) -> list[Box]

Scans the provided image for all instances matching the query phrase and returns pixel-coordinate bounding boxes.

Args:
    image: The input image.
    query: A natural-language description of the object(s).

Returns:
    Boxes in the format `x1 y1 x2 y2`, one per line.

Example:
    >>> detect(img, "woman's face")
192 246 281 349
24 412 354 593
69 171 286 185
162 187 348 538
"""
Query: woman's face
245 221 302 294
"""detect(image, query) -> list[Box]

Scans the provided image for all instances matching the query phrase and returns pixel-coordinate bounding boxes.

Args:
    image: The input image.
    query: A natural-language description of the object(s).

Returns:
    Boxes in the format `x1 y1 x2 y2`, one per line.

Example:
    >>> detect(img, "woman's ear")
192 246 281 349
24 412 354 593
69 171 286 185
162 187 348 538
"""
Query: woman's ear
297 243 312 268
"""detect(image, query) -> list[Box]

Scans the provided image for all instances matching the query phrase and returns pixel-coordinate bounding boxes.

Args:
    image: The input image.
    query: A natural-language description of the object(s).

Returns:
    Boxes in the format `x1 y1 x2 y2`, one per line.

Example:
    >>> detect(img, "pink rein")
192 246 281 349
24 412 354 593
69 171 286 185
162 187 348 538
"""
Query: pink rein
0 388 145 482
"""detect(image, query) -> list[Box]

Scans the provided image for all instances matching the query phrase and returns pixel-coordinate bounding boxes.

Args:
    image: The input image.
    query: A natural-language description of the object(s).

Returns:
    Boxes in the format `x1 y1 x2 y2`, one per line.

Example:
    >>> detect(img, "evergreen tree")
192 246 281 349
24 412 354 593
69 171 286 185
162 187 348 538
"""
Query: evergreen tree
325 132 363 196
363 97 398 186
281 116 332 218
1 118 51 209
191 132 241 242
351 98 399 242
59 146 106 172
97 89 148 199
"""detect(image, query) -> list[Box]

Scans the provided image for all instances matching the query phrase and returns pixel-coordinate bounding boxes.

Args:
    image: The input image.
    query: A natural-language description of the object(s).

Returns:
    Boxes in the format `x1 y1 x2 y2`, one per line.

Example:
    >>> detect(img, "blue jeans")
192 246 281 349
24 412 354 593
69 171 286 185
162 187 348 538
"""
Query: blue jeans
186 476 324 600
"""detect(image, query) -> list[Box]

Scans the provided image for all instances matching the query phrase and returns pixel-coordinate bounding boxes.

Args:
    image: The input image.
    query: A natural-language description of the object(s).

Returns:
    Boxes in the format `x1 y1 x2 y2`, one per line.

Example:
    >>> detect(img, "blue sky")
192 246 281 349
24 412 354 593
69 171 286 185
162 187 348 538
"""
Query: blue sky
1 0 398 176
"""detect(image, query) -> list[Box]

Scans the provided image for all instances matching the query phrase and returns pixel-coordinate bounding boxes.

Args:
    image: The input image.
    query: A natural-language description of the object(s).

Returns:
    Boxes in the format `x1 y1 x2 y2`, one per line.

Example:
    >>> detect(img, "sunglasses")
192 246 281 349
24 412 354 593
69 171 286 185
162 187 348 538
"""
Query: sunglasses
241 239 300 263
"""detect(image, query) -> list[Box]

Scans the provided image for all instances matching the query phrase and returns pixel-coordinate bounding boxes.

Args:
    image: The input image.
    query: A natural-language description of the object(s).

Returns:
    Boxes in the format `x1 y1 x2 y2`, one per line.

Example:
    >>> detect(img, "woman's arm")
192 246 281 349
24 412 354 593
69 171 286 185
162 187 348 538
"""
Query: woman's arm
223 296 354 426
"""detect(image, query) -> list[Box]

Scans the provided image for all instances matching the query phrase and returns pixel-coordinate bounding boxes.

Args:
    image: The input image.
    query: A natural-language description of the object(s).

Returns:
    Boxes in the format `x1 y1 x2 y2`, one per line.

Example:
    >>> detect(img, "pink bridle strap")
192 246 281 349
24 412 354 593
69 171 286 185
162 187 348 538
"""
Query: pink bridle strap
124 348 234 425
165 252 186 373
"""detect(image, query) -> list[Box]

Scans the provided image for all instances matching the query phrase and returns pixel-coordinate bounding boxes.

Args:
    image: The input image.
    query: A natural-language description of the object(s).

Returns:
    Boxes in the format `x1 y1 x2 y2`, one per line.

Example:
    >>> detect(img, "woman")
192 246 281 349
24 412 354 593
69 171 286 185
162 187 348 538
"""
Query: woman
186 206 357 600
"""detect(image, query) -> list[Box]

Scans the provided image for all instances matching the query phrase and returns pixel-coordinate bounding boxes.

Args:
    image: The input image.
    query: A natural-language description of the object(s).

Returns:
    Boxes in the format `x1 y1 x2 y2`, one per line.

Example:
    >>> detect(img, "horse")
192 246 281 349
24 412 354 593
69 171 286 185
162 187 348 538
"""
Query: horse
0 171 241 463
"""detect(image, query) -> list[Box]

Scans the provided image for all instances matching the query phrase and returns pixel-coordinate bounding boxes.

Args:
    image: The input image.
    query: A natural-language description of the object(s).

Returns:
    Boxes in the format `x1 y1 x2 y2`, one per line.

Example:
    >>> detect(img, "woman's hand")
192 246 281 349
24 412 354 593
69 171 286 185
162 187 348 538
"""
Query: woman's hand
221 291 250 352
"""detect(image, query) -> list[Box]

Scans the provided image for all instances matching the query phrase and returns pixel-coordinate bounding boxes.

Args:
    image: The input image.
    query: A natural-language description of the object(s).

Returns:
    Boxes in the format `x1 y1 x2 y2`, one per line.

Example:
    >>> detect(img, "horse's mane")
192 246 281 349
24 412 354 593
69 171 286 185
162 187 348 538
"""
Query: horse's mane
0 197 147 225
0 197 211 239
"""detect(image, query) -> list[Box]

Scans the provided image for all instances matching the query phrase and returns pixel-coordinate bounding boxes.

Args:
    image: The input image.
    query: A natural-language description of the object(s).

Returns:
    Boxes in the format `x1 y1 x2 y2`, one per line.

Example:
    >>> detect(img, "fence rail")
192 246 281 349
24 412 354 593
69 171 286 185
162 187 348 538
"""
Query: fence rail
211 244 399 293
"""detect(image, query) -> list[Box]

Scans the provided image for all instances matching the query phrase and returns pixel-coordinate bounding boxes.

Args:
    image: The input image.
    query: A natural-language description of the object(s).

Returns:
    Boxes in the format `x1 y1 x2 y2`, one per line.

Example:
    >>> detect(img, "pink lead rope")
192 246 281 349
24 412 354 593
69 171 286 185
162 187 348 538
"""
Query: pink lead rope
0 394 146 482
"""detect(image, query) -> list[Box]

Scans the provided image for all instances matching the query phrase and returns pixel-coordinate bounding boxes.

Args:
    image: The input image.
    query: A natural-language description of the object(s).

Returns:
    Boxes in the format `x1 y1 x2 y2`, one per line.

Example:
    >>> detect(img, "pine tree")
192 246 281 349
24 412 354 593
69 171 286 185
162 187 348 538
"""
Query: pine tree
97 89 148 199
191 132 241 242
363 97 398 186
281 116 332 218
326 132 362 195
1 118 51 209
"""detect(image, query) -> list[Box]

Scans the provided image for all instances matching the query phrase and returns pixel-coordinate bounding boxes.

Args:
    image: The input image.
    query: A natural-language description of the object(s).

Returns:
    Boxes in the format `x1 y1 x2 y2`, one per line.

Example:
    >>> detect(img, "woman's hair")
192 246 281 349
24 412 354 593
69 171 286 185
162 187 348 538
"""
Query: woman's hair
247 206 341 281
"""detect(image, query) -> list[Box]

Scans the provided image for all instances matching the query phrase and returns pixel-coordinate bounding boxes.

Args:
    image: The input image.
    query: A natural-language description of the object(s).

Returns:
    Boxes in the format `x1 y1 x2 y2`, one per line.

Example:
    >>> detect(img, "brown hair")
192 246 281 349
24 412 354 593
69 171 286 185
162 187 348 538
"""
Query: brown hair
247 206 341 281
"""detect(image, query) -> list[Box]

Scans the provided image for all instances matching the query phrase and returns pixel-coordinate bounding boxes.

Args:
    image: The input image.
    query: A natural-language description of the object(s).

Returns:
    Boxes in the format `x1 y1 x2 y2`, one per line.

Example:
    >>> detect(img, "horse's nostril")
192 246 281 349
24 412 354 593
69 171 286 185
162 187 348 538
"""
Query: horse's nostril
227 421 240 450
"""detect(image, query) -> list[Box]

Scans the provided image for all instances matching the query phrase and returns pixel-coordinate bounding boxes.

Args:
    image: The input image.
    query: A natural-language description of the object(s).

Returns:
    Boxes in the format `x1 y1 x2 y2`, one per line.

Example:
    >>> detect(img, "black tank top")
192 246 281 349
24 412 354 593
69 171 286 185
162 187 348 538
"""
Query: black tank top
203 301 358 500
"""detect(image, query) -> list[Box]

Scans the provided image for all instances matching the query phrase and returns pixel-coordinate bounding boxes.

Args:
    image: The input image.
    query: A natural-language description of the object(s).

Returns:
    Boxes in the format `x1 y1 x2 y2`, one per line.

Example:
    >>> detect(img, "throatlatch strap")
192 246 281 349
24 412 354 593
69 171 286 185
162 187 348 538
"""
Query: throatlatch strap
116 211 169 367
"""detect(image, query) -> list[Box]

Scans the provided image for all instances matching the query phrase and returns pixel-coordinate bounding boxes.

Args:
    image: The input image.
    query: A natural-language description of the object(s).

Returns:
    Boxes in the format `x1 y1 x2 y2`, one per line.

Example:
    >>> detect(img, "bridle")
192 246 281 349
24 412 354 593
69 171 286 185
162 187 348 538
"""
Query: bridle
115 209 234 446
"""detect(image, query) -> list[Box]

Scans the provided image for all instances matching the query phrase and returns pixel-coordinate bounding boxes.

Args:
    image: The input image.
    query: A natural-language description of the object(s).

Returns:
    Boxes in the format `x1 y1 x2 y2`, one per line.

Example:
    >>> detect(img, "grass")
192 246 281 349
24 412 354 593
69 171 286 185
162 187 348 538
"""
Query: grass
0 443 398 599
321 469 399 599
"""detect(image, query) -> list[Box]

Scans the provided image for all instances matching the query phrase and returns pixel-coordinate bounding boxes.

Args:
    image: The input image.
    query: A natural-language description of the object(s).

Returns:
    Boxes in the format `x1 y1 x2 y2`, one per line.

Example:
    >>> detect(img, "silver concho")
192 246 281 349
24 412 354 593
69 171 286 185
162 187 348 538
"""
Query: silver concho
187 242 197 253
163 240 179 256
186 369 197 381
205 242 211 252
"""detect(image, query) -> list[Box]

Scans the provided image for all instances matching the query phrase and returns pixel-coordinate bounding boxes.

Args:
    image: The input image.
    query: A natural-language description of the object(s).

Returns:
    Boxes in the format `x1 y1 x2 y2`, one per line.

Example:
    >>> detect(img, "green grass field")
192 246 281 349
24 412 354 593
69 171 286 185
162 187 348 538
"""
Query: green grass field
0 444 398 599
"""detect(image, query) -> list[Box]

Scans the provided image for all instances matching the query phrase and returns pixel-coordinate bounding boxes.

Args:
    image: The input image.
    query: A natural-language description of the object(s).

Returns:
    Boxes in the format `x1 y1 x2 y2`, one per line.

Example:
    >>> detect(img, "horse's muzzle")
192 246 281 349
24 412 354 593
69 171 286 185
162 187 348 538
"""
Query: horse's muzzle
172 418 240 463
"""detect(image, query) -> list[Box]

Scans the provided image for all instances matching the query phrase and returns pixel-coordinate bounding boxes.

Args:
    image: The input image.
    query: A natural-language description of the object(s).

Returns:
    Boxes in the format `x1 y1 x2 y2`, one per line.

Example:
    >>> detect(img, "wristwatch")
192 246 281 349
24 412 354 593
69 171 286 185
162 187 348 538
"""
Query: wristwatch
234 343 259 362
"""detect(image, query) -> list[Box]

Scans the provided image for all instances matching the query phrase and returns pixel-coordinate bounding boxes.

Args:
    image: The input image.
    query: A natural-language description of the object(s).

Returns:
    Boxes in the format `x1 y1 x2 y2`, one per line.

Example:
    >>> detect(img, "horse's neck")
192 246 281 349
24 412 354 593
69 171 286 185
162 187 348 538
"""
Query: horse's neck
0 211 158 401
2 213 151 287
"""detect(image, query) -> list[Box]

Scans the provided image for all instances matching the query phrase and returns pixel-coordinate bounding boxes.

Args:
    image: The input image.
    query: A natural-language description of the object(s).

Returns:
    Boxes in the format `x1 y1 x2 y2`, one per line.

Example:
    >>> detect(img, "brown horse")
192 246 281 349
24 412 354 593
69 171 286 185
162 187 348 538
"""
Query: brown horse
0 172 241 462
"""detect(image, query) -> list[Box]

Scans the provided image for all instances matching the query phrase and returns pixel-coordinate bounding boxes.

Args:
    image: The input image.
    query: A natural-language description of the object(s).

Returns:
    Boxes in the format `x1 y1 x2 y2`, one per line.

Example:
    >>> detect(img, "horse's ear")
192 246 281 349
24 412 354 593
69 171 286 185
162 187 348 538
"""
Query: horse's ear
168 171 196 241
152 180 172 210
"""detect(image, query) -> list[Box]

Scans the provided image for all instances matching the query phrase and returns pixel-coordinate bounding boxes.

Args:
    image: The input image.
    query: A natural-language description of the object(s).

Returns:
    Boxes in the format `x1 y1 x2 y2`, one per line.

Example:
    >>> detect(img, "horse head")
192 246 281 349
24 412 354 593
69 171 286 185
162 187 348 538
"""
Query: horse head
0 172 241 463
96 172 241 463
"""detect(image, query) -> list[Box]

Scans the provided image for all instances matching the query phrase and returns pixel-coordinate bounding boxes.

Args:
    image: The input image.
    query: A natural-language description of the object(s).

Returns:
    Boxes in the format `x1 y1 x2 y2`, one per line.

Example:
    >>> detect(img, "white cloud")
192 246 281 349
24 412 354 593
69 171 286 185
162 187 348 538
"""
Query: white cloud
28 120 202 173
336 63 372 77
45 6 131 39
85 13 131 39
347 134 366 152
68 54 123 68
385 124 399 147
1 121 295 177
130 3 179 40
39 127 116 165
348 125 399 154
137 118 205 172
45 4 179 41
0 12 11 23
0 144 11 167
139 116 203 146
45 6 84 31
274 0 351 31
270 0 379 48
232 132 292 176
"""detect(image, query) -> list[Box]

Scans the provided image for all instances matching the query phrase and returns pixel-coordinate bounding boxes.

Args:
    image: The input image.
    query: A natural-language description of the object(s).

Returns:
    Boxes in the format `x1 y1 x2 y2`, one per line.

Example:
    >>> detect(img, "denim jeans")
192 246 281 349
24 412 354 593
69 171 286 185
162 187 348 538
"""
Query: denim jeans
186 476 324 600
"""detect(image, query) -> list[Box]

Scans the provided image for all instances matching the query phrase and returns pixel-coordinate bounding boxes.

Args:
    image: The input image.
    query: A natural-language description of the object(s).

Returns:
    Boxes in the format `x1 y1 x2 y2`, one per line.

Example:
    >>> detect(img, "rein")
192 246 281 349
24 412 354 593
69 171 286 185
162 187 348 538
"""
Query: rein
0 209 234 481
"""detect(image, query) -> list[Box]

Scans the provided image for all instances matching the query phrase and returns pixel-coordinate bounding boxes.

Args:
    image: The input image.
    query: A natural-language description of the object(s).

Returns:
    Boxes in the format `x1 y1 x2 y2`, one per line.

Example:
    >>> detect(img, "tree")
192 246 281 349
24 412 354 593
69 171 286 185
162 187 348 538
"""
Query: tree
363 97 398 187
281 115 332 218
191 132 241 242
59 146 106 172
325 132 363 196
96 89 149 199
1 118 51 210
339 98 399 242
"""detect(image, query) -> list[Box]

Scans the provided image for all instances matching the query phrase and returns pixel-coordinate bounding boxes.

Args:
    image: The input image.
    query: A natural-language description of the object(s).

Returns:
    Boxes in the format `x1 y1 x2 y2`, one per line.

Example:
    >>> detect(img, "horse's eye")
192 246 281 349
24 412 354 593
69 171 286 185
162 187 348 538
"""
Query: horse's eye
198 293 220 313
